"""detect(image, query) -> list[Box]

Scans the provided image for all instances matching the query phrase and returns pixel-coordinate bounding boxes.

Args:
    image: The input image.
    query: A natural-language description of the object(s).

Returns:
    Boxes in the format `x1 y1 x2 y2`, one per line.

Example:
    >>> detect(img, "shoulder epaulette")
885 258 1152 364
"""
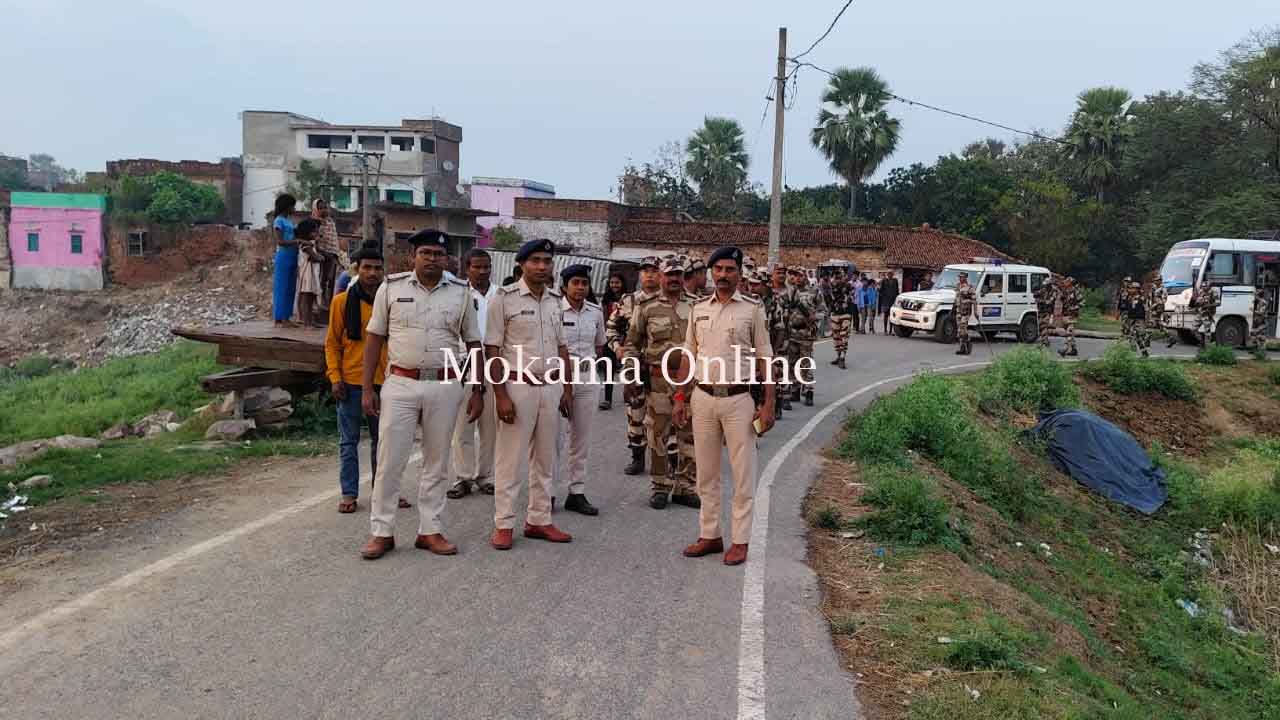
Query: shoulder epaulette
740 294 761 305
637 294 660 305
548 287 562 297
500 282 521 294
585 300 602 311
387 271 412 281
448 277 468 287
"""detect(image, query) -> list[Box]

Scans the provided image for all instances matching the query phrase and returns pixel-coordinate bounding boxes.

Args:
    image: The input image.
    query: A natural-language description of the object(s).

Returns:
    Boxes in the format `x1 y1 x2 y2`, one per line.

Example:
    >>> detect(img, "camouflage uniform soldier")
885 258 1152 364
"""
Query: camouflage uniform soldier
1193 278 1219 348
783 267 820 406
1120 280 1150 357
624 254 700 510
608 256 661 475
954 272 977 355
1147 274 1167 336
1252 283 1270 359
1059 278 1082 357
766 265 792 414
827 271 854 369
1034 277 1059 350
1118 278 1136 342
685 255 710 300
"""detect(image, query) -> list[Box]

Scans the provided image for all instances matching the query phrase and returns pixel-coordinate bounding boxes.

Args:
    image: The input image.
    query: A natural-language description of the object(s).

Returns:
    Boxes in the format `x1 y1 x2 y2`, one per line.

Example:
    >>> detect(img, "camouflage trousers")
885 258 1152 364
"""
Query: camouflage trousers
1196 314 1215 344
644 374 695 495
626 385 648 450
1037 309 1055 348
1124 318 1150 353
1063 320 1078 354
831 314 852 355
1252 320 1268 352
956 313 972 353
788 340 815 400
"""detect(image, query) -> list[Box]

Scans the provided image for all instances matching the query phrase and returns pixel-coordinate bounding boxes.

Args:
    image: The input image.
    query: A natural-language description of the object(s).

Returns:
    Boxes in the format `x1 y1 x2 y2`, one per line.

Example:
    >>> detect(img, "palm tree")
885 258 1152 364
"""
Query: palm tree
1066 86 1133 202
810 67 901 218
685 117 749 215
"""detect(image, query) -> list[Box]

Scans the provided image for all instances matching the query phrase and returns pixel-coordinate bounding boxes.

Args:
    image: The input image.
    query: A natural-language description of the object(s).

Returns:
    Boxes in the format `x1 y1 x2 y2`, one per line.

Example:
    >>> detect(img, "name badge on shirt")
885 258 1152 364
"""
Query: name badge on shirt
563 321 576 327
396 298 414 303
519 309 536 316
696 315 710 321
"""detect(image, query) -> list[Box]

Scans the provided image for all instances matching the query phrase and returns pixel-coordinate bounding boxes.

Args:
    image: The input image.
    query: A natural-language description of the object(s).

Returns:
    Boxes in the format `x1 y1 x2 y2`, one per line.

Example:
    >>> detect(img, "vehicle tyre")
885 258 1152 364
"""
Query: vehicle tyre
894 324 914 339
1018 314 1039 344
1214 317 1246 348
934 313 956 344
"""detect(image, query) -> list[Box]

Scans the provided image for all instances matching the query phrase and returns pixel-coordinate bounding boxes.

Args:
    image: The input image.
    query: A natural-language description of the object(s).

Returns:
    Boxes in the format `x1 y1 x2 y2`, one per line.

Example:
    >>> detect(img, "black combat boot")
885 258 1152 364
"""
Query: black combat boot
837 357 846 370
803 390 814 407
624 446 645 476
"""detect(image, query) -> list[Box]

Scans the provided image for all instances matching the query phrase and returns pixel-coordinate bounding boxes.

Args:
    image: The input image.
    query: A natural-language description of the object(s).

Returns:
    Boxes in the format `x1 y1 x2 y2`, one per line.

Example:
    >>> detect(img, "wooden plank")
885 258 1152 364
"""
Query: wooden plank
216 353 323 373
200 367 317 393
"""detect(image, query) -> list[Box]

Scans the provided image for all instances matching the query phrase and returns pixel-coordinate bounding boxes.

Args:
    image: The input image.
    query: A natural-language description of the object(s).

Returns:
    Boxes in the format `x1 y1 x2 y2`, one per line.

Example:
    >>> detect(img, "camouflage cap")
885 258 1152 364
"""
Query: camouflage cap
638 256 661 270
687 255 706 272
749 270 769 285
661 254 690 274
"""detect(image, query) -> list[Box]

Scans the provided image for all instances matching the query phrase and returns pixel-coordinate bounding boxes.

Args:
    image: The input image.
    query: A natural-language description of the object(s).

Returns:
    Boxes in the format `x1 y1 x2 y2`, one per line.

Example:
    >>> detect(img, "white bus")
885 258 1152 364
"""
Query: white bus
1159 236 1280 347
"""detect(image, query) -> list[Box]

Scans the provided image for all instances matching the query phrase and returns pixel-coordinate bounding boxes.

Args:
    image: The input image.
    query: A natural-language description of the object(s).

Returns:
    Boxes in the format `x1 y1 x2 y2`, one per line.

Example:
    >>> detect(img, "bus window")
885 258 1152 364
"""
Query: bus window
1206 252 1240 282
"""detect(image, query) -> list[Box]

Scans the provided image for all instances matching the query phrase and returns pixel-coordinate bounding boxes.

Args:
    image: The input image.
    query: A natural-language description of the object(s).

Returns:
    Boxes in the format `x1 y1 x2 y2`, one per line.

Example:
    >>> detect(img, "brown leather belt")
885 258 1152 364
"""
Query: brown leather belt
390 365 459 381
696 384 751 398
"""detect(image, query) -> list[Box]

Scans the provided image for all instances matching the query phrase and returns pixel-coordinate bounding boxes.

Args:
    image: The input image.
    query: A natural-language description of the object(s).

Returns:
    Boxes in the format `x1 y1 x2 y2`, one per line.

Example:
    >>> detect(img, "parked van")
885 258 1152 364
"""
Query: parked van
888 260 1051 344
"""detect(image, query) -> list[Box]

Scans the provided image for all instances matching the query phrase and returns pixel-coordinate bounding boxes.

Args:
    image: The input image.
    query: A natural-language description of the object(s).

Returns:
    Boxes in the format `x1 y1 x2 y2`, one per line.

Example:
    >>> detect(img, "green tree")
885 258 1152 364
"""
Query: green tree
289 160 348 207
1192 27 1280 176
617 141 700 213
810 66 902 218
491 224 523 251
0 162 32 190
994 179 1095 275
109 171 224 226
26 153 81 189
1066 86 1134 202
685 117 750 218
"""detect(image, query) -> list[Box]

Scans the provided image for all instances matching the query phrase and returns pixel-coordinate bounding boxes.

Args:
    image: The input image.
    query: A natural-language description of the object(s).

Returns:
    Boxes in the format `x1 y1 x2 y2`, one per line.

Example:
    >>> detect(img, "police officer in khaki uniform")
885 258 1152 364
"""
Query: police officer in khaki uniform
673 246 776 567
607 257 661 475
359 229 484 560
625 254 700 510
554 263 605 516
485 239 576 551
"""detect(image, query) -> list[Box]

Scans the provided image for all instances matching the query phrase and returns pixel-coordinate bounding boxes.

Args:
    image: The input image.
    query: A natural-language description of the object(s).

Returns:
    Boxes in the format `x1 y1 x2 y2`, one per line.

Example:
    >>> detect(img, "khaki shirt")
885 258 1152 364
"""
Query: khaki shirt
366 272 480 371
686 290 773 385
485 278 567 377
561 297 606 359
624 292 696 366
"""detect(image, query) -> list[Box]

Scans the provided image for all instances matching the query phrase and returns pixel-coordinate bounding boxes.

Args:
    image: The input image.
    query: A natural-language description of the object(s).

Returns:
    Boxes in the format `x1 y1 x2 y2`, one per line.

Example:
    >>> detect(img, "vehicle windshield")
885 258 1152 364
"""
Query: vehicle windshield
932 268 968 290
1159 247 1206 291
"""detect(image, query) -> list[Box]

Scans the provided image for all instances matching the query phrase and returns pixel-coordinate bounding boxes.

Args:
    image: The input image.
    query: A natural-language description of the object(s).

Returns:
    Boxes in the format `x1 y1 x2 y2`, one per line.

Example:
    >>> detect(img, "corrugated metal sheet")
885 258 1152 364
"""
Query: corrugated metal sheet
485 250 631 295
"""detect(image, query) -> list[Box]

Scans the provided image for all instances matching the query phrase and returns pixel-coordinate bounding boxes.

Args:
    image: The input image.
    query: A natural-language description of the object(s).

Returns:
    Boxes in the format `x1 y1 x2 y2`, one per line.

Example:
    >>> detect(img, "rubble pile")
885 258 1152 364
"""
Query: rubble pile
92 289 257 361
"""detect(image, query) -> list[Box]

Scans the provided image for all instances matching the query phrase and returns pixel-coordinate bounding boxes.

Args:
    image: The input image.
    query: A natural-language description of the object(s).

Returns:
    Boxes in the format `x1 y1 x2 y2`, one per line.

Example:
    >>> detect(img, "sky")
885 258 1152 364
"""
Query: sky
0 0 1271 200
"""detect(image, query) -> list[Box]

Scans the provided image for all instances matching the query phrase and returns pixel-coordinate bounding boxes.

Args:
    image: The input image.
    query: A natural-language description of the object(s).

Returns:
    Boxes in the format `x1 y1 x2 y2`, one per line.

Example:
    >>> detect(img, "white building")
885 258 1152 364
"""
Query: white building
240 111 466 227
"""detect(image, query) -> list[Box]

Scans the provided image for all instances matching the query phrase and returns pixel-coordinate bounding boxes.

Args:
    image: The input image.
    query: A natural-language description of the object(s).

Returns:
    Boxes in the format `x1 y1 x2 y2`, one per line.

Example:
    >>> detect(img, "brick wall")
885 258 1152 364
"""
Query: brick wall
614 241 885 273
514 197 623 224
513 217 612 257
105 223 269 286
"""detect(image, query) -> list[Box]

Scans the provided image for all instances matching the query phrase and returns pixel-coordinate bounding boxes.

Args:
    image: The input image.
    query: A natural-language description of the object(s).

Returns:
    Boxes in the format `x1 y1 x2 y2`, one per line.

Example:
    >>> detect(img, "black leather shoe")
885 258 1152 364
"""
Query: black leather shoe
670 493 701 509
649 492 669 509
782 397 793 411
803 392 814 407
564 493 599 516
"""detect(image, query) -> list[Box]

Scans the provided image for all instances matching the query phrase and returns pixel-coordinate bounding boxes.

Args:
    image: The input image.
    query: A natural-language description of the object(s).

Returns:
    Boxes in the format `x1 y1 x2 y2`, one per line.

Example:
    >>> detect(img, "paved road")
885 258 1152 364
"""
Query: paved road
0 334 1200 719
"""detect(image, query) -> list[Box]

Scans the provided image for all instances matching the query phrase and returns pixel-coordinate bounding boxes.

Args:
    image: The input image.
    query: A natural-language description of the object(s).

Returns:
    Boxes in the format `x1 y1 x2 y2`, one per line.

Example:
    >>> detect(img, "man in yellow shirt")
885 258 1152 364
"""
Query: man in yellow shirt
325 240 393 514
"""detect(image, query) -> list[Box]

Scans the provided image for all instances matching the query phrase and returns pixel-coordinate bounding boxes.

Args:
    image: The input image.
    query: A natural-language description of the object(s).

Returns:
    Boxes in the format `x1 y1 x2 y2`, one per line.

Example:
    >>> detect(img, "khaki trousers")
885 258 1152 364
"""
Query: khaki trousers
370 375 464 537
555 383 597 495
690 387 758 545
494 382 560 529
452 385 496 483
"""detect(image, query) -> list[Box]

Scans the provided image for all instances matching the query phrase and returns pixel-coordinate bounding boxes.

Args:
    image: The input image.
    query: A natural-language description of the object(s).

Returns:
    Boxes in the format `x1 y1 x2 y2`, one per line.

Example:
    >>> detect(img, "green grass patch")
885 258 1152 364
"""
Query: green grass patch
1197 343 1238 366
1076 307 1123 335
1270 365 1280 386
859 465 951 546
1079 344 1197 400
0 341 220 446
811 504 843 530
977 346 1078 414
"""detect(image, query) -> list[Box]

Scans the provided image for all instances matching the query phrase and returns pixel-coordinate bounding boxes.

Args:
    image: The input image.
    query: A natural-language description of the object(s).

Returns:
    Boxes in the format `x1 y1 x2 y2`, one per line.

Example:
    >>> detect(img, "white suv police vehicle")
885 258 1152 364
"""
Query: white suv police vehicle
889 260 1052 344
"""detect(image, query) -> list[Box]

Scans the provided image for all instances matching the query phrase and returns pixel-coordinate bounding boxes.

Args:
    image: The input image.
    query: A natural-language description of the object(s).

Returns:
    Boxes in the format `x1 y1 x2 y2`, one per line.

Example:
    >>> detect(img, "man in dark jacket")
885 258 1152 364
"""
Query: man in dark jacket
878 272 900 334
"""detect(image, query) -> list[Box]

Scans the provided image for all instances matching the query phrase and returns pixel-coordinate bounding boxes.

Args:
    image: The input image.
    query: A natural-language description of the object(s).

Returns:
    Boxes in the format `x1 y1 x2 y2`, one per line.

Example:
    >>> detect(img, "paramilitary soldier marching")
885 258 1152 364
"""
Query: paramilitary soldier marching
607 256 661 476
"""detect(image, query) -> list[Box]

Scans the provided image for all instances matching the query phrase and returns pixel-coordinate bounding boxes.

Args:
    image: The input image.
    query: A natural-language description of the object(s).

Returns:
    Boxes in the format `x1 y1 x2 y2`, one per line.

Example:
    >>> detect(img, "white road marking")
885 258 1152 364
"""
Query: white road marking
0 453 420 653
735 362 991 720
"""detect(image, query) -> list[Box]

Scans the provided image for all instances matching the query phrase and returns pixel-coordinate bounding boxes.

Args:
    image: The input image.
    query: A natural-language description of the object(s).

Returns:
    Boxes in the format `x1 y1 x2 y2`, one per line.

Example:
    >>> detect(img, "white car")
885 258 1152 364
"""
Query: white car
889 261 1052 344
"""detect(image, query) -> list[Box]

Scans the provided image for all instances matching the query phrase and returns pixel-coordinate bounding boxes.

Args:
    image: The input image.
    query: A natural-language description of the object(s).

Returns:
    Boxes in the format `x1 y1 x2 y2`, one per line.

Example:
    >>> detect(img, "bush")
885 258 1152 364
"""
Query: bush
841 374 969 463
1269 365 1280 386
1080 345 1197 401
1083 286 1108 314
945 633 1025 672
977 347 1079 413
858 468 951 545
812 505 843 530
1196 343 1237 366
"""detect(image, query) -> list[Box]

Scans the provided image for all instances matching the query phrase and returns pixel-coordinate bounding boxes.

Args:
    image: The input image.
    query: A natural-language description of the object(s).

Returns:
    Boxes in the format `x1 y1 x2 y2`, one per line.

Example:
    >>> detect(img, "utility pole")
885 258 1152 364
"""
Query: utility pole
767 27 786 271
360 156 371 245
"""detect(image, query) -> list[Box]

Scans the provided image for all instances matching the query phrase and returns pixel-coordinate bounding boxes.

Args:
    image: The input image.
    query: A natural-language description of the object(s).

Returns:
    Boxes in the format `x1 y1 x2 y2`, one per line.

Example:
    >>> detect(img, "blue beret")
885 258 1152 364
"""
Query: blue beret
560 263 591 284
708 246 744 267
406 229 448 247
516 238 555 262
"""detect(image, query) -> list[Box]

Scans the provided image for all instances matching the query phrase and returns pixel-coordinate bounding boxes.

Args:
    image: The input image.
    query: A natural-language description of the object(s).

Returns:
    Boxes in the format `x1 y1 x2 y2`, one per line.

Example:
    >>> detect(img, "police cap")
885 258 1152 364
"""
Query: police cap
708 246 744 268
560 263 592 285
516 238 555 263
406 229 448 248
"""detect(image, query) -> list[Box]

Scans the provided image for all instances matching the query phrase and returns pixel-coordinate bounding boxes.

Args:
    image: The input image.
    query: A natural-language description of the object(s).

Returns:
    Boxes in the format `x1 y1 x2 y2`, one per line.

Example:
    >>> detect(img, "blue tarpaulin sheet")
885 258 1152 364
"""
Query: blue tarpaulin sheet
1027 409 1168 514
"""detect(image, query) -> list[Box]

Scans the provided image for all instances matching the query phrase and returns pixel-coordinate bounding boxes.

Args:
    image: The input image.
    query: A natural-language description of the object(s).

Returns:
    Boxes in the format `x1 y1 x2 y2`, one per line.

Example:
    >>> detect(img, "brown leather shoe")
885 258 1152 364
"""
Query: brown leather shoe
724 543 749 566
414 533 458 556
683 537 725 557
360 535 395 560
491 528 514 550
523 523 572 543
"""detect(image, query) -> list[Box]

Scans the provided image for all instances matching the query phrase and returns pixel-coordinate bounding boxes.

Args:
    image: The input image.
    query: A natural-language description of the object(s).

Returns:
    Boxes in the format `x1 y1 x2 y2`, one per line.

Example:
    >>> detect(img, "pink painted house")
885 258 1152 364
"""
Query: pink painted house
7 192 106 290
468 177 554 246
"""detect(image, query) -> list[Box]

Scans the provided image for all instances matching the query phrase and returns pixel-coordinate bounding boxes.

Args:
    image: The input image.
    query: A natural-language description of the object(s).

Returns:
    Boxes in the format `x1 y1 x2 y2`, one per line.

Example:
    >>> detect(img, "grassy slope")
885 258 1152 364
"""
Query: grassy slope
810 348 1280 720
